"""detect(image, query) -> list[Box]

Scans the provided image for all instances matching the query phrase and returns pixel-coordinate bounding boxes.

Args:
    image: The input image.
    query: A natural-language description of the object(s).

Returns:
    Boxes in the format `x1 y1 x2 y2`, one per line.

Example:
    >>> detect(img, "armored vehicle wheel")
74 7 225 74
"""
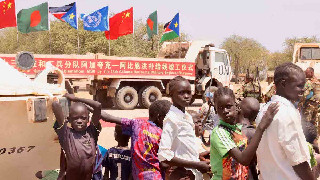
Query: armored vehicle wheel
115 86 138 110
138 86 147 107
141 86 162 108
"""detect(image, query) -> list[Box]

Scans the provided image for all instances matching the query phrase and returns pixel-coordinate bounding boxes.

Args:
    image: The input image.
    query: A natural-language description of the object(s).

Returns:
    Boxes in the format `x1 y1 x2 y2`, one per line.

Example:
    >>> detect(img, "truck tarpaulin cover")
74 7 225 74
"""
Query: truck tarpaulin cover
0 58 65 96
1 57 195 77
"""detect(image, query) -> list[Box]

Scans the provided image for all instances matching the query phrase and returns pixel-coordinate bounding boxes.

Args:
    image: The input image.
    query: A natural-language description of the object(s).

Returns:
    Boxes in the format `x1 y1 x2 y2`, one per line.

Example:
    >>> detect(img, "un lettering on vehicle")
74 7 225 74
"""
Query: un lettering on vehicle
218 65 230 75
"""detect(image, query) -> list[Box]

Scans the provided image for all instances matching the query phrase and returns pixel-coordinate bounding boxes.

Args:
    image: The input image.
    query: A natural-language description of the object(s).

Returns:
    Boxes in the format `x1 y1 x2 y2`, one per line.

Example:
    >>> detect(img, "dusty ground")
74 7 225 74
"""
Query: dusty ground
75 91 203 149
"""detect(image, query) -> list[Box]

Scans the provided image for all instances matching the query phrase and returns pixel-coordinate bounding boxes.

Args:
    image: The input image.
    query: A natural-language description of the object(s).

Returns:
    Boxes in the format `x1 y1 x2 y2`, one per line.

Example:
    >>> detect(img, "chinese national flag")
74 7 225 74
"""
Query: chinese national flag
105 7 133 40
0 0 17 29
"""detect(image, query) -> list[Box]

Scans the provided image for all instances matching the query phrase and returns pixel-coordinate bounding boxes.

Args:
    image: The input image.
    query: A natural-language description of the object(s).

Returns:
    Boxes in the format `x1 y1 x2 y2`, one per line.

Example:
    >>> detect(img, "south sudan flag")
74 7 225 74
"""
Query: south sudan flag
160 13 179 43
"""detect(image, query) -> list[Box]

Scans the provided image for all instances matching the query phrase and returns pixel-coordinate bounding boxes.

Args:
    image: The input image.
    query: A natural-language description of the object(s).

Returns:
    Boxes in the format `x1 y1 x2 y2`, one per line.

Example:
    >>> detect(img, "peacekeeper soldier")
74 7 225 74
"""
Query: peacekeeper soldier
236 74 262 102
263 83 276 103
300 67 320 132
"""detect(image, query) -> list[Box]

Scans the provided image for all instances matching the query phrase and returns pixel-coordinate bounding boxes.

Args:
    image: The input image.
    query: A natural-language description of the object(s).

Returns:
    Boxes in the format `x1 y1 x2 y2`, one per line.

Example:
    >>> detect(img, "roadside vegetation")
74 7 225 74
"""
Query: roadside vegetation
0 20 318 74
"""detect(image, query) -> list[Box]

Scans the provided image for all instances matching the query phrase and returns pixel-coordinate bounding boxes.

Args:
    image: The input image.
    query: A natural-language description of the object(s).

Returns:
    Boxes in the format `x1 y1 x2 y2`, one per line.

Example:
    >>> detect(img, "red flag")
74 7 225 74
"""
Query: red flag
105 7 133 40
0 0 17 29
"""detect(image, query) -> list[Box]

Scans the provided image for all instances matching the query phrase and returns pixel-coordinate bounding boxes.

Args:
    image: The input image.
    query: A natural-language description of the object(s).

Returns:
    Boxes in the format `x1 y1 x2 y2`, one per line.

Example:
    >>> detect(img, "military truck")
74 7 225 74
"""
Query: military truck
90 41 232 109
0 41 233 110
0 58 67 179
293 43 320 78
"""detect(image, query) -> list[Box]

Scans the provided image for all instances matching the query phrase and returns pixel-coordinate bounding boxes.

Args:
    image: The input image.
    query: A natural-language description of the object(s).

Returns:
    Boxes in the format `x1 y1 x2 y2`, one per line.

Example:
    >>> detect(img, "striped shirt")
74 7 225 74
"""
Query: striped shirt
210 120 249 180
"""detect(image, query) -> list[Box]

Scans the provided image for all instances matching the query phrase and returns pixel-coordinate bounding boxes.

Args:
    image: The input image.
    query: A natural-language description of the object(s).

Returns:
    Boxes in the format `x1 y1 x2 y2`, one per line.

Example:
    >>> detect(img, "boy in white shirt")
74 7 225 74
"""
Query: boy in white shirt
255 62 315 180
158 76 210 180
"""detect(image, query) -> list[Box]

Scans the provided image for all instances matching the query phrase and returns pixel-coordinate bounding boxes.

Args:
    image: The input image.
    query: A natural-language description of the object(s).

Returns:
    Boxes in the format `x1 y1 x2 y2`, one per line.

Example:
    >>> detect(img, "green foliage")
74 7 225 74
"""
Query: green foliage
267 36 319 70
221 35 268 77
266 51 288 70
282 36 319 62
0 19 187 57
221 35 320 73
2 20 318 73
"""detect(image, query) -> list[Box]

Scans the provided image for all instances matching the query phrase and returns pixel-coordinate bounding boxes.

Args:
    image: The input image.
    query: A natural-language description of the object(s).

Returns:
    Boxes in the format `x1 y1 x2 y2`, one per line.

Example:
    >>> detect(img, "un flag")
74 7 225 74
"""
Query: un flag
83 6 109 31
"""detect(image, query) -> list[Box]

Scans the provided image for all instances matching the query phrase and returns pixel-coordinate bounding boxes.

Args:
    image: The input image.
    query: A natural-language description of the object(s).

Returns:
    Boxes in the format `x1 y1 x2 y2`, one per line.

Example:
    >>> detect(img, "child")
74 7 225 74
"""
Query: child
238 97 261 180
191 112 212 180
99 100 172 180
255 62 315 180
238 97 260 143
302 121 320 177
93 145 108 180
52 94 101 180
199 86 219 130
102 124 132 180
210 87 278 180
158 76 211 180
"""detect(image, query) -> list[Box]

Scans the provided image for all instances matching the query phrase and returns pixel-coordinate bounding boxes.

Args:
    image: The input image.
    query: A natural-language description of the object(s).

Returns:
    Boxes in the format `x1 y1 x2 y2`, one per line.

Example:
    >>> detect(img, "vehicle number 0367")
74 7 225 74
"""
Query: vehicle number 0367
0 146 35 155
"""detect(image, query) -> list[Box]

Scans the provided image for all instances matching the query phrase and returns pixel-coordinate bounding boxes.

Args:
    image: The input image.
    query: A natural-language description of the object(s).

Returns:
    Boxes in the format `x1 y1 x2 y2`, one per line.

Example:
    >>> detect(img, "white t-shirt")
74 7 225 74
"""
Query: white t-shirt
158 105 203 180
255 95 310 180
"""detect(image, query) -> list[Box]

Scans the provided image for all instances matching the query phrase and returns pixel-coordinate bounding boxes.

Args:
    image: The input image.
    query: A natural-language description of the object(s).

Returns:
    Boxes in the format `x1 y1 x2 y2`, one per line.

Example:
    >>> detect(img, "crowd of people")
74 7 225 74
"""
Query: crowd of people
45 62 320 180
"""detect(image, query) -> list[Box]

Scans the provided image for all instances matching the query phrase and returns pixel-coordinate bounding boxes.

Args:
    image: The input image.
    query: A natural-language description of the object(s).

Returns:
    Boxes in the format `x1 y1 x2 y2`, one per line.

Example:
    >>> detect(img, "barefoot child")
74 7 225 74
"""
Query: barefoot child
100 100 172 180
158 76 211 180
102 124 132 180
52 94 102 180
256 62 315 180
238 97 261 180
210 87 279 180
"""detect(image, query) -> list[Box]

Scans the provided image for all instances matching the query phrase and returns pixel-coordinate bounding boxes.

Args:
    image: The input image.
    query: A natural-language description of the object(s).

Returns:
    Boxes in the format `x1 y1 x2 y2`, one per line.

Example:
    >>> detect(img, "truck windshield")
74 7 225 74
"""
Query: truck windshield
300 47 320 60
215 52 228 65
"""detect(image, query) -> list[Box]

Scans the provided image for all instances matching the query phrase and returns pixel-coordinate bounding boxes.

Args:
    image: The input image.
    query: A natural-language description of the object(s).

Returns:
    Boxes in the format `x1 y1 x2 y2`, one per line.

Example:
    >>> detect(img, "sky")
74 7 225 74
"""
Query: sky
11 0 320 52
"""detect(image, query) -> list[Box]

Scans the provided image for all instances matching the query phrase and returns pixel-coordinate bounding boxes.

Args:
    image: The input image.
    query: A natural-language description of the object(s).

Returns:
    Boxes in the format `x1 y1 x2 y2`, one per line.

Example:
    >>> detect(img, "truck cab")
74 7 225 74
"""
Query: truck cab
293 43 320 79
193 43 232 98
91 41 232 109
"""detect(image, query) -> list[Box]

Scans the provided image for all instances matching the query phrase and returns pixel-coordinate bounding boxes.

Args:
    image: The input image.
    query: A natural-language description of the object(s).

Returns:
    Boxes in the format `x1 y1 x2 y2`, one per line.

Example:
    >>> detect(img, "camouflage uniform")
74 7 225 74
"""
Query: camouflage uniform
300 78 320 132
263 84 276 103
236 81 262 102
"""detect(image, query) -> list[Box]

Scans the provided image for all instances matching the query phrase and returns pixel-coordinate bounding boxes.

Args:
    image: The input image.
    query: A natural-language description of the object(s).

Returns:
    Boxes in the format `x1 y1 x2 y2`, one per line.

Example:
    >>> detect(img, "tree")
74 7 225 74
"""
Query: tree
221 35 268 82
266 51 288 70
282 36 319 62
0 19 188 58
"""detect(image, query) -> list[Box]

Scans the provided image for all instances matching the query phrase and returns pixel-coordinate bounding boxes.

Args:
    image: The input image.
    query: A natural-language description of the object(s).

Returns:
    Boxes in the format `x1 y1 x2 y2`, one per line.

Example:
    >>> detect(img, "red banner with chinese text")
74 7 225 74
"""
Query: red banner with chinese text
2 57 195 78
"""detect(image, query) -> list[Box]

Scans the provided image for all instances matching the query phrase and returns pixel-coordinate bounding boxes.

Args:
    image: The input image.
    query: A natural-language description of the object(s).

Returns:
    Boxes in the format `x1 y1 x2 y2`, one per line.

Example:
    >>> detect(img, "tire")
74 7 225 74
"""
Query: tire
138 86 148 107
115 86 139 110
96 90 114 108
141 86 162 108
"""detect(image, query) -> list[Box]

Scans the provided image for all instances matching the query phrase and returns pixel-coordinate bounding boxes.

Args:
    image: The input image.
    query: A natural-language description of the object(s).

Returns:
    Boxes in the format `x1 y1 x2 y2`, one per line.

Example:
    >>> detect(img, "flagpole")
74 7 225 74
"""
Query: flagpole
49 30 52 54
132 7 135 56
77 30 80 54
76 0 80 54
48 2 51 54
178 11 181 58
157 39 160 54
16 30 19 49
108 31 111 56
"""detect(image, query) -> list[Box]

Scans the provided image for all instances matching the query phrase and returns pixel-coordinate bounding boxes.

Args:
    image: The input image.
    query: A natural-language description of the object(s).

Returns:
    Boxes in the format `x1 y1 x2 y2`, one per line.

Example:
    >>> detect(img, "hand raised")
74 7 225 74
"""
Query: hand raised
258 103 279 131
63 93 76 101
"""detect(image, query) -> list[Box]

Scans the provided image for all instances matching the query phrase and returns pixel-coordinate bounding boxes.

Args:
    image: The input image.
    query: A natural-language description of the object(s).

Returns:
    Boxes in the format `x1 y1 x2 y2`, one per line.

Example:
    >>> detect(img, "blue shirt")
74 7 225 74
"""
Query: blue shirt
102 147 132 180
